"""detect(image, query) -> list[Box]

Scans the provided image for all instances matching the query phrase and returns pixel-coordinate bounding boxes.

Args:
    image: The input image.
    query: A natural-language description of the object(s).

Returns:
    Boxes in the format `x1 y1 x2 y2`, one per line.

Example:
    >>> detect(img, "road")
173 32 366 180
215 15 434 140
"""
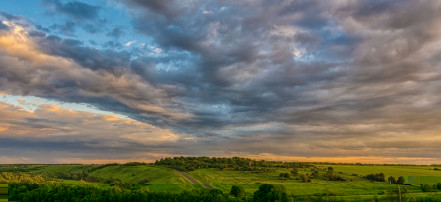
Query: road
177 171 212 189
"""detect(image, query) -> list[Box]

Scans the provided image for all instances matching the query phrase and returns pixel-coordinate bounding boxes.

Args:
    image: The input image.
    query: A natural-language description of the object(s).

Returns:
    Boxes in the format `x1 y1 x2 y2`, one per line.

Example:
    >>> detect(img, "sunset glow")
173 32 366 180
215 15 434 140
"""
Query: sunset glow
1 0 441 164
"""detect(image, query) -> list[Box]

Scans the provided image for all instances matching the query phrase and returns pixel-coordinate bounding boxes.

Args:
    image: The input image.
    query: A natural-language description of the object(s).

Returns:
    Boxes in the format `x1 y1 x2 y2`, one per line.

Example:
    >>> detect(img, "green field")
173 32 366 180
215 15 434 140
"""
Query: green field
186 167 441 198
88 165 191 184
29 164 99 174
0 184 7 202
4 161 441 201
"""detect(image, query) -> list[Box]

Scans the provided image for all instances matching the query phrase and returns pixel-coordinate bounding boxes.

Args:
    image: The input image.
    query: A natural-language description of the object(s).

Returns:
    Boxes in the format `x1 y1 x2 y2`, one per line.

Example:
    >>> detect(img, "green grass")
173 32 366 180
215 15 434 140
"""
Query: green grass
9 163 441 200
0 184 7 201
186 166 441 198
146 184 204 193
188 168 297 184
318 164 441 184
28 164 192 184
29 164 99 174
88 165 192 184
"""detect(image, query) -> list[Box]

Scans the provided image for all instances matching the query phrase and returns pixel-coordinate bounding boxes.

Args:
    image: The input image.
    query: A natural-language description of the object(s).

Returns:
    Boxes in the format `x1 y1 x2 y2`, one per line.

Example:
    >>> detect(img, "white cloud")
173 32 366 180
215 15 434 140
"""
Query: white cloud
124 40 137 47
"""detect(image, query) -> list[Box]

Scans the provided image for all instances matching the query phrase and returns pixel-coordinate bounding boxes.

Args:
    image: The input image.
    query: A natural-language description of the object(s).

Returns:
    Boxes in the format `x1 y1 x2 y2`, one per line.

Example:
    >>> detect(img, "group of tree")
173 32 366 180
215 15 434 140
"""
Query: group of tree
155 156 312 172
299 174 311 183
291 168 298 175
0 172 45 184
278 172 291 180
9 183 291 202
323 167 345 181
252 184 289 202
421 183 441 192
293 167 345 183
46 171 122 185
364 173 386 182
230 185 245 198
387 176 405 184
0 165 54 173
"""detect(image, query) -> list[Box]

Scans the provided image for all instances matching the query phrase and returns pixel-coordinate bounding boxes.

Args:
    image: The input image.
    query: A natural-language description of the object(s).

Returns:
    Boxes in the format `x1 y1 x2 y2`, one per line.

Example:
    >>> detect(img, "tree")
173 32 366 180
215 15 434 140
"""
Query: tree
291 168 298 176
388 176 396 184
421 184 434 192
311 169 319 178
300 174 310 183
364 173 385 182
437 183 441 190
397 176 405 184
253 184 289 202
279 172 290 180
230 185 244 197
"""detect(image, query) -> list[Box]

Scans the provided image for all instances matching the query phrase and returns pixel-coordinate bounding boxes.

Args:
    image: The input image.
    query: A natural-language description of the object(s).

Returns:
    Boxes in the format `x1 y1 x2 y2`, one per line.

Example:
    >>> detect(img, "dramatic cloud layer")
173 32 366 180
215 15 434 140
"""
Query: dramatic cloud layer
1 0 441 163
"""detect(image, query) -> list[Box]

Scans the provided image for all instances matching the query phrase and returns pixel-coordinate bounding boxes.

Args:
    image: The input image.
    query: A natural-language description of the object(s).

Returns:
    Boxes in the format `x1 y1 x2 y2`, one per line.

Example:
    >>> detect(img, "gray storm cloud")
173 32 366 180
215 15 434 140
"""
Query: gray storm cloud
1 0 441 163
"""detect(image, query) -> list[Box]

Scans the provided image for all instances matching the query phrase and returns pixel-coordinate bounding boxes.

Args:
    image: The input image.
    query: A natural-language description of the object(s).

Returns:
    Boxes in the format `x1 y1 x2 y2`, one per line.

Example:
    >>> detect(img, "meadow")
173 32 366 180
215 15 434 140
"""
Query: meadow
2 157 441 201
0 184 7 202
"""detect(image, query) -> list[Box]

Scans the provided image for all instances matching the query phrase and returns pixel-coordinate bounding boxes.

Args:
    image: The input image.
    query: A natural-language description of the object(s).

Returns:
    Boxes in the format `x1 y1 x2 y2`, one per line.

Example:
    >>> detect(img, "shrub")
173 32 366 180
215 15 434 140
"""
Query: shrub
421 184 435 192
300 174 311 183
397 176 405 184
364 173 385 182
137 179 149 184
388 176 396 184
230 185 245 197
253 184 289 202
279 172 290 180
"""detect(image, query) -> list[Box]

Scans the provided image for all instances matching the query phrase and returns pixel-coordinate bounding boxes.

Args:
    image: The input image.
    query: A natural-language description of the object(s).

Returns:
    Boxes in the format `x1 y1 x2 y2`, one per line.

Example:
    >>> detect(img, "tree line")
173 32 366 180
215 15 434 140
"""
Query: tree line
155 156 312 171
0 172 45 184
9 183 291 202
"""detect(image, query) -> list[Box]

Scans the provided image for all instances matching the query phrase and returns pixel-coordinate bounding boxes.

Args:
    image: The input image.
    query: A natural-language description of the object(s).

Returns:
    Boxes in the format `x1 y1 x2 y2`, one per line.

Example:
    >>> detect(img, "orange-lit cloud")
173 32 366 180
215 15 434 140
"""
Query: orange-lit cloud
2 1 441 164
0 99 180 159
0 21 190 121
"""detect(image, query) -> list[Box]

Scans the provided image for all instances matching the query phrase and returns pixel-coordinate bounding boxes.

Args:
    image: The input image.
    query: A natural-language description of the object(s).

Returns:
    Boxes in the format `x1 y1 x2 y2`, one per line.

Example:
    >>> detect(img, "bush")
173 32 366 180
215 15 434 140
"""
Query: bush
137 179 149 184
253 184 289 202
388 176 396 184
364 173 385 182
279 172 290 180
300 174 311 183
230 185 245 197
9 184 238 202
397 176 405 184
291 168 298 175
421 184 436 192
123 162 147 166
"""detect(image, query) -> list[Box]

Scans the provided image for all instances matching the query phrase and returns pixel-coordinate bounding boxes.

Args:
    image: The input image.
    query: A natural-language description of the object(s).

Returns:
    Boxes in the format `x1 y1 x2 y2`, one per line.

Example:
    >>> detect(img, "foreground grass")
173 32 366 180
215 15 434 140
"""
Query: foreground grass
0 184 7 202
5 163 441 200
186 165 441 198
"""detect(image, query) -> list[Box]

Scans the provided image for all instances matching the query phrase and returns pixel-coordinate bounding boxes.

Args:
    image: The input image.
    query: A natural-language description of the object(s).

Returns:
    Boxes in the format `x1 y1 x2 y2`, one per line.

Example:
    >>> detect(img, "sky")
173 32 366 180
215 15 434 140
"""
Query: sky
1 0 441 164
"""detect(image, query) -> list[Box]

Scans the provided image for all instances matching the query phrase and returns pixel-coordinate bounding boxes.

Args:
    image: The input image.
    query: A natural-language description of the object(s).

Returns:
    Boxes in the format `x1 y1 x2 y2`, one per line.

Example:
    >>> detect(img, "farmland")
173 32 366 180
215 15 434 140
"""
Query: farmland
2 157 441 201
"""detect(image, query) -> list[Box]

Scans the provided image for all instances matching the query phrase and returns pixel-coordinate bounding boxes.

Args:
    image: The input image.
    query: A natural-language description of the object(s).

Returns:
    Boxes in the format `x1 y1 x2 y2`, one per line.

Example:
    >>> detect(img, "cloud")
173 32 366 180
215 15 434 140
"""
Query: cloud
0 21 9 31
0 20 190 125
124 40 137 47
106 27 124 39
49 21 76 35
0 99 180 163
2 0 441 163
43 0 101 20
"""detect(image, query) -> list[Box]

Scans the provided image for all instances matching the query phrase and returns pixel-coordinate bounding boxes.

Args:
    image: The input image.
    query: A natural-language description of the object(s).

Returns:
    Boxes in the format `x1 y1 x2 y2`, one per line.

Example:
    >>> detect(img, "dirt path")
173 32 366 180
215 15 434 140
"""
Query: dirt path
177 171 212 189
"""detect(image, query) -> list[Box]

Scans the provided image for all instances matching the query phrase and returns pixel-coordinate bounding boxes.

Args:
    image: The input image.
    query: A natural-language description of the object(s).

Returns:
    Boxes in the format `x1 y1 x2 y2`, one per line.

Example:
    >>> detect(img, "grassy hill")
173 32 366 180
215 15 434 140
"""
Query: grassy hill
187 166 441 198
3 157 441 201
88 165 190 184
